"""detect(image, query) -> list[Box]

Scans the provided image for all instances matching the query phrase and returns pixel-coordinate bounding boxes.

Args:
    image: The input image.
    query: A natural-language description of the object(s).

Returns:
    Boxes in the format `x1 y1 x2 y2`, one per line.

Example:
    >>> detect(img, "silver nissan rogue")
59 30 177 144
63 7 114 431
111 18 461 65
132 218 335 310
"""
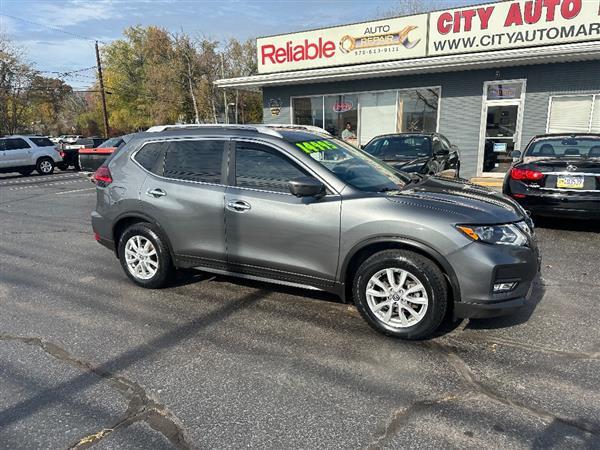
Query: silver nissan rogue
91 125 540 339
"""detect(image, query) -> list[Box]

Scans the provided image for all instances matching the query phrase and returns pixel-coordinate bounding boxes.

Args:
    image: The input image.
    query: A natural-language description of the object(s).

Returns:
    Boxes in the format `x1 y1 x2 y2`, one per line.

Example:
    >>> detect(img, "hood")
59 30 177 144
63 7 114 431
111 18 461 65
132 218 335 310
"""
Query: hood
386 156 430 173
387 176 526 224
523 157 600 174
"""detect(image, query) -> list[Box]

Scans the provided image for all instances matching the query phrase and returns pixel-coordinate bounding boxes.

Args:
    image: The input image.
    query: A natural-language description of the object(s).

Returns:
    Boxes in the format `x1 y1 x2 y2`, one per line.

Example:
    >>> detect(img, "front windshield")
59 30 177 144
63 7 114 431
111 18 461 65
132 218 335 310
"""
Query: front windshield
364 135 432 160
525 137 600 158
293 137 410 192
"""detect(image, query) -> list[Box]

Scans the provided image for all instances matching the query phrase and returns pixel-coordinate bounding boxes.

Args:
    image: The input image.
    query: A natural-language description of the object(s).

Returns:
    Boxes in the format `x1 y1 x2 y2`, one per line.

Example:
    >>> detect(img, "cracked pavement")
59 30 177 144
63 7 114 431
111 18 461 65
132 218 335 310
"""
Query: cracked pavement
0 172 599 449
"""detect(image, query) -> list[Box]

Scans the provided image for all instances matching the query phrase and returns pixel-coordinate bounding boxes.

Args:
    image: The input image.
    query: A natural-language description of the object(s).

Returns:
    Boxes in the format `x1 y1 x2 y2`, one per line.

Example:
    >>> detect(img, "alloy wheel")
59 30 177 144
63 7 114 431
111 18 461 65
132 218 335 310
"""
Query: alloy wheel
365 268 429 328
124 235 159 280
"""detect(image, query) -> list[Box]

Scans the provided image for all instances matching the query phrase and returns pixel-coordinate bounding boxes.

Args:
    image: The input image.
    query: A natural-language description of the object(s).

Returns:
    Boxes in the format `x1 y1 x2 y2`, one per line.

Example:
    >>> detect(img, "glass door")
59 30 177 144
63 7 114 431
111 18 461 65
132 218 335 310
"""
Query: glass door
478 81 525 176
483 104 519 174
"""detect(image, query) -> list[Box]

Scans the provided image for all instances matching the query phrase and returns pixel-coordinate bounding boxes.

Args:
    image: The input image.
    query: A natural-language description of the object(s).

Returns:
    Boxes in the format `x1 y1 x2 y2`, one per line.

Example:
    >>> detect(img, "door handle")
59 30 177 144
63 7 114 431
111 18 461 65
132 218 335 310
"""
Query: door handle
147 188 167 198
226 200 251 212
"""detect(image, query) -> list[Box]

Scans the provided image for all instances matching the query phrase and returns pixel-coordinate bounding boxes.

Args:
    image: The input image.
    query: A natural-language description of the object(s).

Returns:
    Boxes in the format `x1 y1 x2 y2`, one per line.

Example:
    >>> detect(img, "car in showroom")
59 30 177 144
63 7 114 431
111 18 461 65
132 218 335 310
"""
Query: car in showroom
362 132 460 178
0 135 62 176
503 134 600 219
91 125 539 340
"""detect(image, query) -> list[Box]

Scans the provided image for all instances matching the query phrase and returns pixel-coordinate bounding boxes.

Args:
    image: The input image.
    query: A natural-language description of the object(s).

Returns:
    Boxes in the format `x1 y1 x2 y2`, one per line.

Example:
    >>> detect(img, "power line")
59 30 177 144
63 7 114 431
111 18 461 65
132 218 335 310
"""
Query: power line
0 13 105 43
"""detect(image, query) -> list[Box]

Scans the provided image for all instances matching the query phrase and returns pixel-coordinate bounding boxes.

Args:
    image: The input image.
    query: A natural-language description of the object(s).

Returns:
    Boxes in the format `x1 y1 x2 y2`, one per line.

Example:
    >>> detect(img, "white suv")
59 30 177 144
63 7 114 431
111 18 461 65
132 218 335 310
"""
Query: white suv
0 136 63 176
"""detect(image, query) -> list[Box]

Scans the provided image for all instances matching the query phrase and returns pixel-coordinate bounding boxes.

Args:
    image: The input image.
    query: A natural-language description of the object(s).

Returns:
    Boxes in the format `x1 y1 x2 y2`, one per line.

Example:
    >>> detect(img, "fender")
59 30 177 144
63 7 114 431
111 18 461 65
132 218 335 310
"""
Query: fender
111 211 176 262
340 235 461 303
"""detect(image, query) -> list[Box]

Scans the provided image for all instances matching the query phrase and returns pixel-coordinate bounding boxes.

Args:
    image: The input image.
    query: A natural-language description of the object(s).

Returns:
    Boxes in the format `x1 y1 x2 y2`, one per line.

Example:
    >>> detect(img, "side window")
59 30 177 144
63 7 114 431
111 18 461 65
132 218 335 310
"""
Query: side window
0 139 5 151
133 142 164 175
5 138 31 150
235 143 307 193
163 140 225 183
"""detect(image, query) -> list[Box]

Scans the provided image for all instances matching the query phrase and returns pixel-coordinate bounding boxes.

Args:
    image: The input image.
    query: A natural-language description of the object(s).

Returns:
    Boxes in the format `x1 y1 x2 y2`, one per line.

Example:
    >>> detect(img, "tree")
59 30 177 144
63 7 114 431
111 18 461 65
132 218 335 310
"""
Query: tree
377 0 445 17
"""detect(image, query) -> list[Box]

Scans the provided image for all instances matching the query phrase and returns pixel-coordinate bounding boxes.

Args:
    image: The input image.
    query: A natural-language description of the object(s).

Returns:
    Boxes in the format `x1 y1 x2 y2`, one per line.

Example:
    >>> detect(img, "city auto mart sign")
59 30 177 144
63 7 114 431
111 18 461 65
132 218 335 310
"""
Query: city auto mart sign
257 14 428 74
429 0 600 55
257 0 600 74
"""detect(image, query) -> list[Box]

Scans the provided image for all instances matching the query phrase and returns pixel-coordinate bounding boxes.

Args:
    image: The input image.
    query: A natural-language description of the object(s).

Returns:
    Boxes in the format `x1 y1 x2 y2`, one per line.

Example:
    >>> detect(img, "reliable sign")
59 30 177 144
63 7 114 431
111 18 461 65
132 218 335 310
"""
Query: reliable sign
257 14 428 74
257 0 600 74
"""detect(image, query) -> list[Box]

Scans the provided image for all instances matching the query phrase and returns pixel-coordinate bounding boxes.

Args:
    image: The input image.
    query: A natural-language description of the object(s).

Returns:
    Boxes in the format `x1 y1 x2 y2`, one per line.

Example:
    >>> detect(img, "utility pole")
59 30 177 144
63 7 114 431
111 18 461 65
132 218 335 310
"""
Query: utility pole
234 89 239 124
95 41 110 138
221 54 228 124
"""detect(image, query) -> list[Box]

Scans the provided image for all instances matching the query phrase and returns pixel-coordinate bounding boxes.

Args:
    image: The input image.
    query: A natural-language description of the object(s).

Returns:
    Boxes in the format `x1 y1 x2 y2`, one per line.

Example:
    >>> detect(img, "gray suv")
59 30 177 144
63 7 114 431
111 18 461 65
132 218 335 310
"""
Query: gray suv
92 125 540 339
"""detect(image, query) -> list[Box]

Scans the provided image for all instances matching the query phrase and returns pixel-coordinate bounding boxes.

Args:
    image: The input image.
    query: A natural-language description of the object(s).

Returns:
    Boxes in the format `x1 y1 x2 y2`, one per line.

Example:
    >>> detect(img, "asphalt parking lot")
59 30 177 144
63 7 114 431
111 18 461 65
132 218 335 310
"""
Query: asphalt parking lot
0 171 599 449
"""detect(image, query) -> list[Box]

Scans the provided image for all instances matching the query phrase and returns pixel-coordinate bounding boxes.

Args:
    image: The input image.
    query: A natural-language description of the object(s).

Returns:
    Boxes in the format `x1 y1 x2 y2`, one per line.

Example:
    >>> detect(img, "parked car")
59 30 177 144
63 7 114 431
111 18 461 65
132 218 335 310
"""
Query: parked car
57 137 105 171
79 136 128 173
55 135 81 144
91 125 539 340
503 134 600 219
362 133 460 177
0 135 62 176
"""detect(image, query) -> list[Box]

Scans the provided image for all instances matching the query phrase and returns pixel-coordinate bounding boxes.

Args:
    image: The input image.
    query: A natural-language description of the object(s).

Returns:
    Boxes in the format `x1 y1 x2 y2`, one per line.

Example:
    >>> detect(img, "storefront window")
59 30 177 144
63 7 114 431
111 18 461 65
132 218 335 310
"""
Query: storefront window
359 91 396 146
292 88 440 146
292 96 323 127
324 95 358 145
397 88 439 133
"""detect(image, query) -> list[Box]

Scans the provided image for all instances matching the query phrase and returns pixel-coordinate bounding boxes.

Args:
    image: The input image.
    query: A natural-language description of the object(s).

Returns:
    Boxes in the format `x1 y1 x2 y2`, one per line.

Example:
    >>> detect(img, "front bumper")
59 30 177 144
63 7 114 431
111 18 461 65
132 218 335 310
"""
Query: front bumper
449 236 540 319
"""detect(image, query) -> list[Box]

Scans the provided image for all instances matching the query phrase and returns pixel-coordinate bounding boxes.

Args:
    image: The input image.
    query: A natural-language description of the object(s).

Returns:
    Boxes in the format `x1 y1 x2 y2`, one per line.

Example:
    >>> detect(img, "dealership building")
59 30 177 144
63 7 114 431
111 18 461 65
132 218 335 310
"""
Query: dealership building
216 0 600 179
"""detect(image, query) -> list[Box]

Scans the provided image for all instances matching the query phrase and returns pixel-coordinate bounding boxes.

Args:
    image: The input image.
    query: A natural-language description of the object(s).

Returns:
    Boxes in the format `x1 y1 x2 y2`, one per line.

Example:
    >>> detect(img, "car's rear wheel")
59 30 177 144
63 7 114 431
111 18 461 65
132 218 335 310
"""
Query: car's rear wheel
36 157 55 175
118 223 174 289
353 250 447 340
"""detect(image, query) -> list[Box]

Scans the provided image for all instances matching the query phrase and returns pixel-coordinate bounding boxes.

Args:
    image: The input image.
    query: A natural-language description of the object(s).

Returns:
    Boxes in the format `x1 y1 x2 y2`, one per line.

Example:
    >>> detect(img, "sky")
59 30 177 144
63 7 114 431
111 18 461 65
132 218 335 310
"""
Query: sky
0 0 475 89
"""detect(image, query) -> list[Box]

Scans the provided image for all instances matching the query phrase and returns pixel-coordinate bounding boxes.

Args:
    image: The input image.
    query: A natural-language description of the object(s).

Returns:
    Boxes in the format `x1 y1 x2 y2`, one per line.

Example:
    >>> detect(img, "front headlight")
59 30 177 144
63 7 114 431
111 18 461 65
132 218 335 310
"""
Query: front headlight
456 222 529 246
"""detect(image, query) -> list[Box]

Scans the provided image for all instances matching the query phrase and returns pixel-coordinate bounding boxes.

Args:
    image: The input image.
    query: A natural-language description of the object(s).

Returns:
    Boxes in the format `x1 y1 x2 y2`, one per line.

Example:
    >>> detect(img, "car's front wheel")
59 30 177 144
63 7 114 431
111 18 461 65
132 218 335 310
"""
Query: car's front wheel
118 223 174 289
353 250 447 340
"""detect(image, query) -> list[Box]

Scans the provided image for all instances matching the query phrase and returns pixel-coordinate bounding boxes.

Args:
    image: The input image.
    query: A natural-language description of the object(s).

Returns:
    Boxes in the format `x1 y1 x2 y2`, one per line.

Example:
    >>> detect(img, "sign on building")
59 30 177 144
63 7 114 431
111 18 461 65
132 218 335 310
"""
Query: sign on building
257 0 600 74
429 0 600 55
257 15 428 74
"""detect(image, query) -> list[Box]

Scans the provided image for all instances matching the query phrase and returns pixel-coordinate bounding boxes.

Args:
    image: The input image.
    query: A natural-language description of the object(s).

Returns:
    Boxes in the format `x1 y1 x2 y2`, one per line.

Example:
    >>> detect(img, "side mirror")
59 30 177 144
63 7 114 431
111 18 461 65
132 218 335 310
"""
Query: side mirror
510 150 522 159
435 148 450 156
288 176 326 198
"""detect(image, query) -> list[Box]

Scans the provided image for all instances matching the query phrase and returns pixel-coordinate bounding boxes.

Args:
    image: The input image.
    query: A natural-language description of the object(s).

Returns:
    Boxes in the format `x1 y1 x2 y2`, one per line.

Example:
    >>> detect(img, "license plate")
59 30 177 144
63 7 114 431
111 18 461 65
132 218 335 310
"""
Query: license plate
556 176 584 189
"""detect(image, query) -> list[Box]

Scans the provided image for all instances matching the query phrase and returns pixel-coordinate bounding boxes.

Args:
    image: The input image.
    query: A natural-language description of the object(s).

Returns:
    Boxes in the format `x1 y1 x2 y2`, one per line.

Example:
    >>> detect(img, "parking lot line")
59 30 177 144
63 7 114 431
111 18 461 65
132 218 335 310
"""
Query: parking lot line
55 187 96 195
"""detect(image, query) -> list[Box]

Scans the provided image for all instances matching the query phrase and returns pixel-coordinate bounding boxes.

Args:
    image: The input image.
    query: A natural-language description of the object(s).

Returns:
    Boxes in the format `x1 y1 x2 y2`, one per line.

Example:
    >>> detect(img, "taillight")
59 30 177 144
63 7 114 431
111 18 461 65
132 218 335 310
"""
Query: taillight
59 151 65 158
510 168 544 181
94 166 112 186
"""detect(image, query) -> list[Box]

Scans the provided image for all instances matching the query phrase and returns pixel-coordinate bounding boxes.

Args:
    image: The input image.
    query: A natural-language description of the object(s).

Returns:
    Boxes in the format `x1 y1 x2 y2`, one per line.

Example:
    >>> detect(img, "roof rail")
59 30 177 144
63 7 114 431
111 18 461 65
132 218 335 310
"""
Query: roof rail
145 123 283 138
144 123 332 138
259 124 332 136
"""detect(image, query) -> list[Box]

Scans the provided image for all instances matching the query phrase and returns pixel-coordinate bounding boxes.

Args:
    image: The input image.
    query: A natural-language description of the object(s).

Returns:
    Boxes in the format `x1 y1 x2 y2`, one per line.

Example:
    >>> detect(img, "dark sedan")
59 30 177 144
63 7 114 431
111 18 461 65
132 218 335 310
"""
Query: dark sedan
503 134 600 219
363 133 460 177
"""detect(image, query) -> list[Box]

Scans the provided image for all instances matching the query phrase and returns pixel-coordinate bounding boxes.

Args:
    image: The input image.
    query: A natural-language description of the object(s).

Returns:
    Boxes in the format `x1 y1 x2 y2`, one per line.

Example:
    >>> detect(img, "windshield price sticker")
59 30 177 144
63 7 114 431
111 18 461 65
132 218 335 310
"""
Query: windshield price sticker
295 140 338 154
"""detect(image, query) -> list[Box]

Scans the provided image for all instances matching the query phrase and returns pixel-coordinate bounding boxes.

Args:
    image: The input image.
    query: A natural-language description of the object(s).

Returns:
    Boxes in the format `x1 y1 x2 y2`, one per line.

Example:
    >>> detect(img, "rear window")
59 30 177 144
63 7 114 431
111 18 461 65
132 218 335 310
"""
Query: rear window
526 137 600 158
30 137 55 147
163 140 224 183
99 137 124 148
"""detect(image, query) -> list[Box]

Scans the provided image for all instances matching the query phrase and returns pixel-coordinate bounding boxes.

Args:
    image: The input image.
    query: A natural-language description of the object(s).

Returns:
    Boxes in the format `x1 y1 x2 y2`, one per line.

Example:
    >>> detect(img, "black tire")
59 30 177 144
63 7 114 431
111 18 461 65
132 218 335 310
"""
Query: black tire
36 157 55 175
18 169 34 176
117 222 174 289
353 250 447 340
57 162 69 171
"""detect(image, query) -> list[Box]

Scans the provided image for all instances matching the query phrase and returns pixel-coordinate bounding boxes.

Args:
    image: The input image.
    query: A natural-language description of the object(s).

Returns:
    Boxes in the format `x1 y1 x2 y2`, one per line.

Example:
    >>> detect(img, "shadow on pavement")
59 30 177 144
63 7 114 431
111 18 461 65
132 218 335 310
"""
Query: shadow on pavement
0 289 268 429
